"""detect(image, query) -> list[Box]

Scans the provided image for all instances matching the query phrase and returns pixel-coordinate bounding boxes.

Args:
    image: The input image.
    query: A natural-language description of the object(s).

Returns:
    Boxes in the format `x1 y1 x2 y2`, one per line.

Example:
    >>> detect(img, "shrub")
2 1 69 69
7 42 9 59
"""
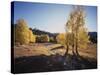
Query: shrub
56 33 66 45
36 34 49 43
49 37 56 43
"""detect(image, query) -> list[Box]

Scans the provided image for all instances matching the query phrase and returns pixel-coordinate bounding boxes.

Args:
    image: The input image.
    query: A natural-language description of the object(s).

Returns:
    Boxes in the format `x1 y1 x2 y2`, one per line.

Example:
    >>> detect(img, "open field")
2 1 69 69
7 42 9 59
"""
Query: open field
14 43 97 59
13 43 97 73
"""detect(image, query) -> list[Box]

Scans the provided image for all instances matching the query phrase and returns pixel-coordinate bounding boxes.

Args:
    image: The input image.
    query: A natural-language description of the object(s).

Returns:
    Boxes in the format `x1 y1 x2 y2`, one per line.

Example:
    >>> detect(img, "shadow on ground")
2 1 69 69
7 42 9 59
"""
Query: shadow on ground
14 54 97 74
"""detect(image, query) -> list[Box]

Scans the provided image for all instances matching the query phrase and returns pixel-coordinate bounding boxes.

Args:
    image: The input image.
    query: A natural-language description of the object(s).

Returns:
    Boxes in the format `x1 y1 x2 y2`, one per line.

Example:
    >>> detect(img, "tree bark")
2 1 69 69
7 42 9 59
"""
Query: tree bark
72 32 75 55
75 31 79 56
64 44 69 58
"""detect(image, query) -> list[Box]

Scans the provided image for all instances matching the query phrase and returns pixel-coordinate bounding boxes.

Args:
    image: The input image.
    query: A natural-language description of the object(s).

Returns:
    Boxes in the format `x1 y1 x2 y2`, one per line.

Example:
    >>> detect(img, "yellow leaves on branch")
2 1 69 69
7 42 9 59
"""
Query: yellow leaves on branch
56 33 66 45
78 28 90 49
29 29 36 43
15 19 35 45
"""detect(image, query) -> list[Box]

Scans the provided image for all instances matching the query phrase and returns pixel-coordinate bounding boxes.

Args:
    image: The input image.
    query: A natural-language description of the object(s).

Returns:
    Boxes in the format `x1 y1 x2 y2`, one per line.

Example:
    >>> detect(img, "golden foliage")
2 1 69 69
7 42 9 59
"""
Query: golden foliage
29 29 36 43
15 19 30 44
78 28 90 49
65 6 90 52
36 34 49 43
56 33 66 45
14 19 36 44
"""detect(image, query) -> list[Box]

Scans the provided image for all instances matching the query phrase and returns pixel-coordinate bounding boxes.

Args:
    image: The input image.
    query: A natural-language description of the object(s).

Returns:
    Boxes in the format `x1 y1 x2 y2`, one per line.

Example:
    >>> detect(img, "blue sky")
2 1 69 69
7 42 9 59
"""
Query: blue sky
13 2 97 33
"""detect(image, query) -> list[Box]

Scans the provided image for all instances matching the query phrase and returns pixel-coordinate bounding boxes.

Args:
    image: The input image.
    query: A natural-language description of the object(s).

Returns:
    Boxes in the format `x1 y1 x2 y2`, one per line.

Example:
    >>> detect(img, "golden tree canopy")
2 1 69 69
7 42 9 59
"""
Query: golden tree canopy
15 19 36 44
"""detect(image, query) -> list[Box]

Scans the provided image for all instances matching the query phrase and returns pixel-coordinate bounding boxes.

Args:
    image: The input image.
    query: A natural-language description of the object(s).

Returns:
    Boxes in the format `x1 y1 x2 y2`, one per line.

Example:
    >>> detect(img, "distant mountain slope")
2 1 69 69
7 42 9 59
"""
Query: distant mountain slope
88 32 97 43
32 28 58 38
